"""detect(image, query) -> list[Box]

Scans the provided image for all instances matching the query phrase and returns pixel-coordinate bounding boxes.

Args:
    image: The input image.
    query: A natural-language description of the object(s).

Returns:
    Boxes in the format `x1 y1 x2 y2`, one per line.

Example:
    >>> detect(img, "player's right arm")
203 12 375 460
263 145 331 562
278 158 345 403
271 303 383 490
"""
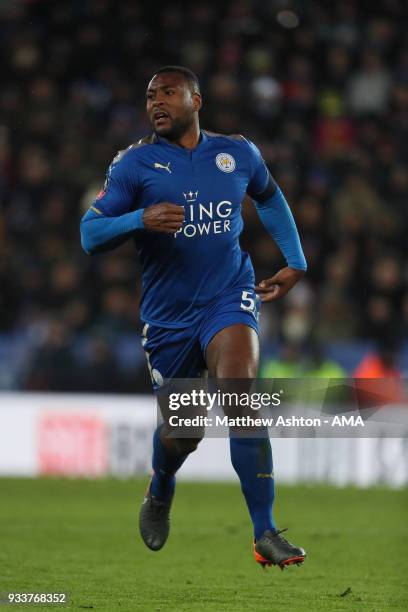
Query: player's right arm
80 149 184 254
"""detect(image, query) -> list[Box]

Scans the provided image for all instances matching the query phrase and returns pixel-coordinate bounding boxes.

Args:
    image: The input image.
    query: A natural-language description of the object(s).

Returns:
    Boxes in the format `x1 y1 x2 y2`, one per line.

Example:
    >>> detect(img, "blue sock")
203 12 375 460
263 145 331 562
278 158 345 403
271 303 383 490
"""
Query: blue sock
230 435 276 540
150 426 189 502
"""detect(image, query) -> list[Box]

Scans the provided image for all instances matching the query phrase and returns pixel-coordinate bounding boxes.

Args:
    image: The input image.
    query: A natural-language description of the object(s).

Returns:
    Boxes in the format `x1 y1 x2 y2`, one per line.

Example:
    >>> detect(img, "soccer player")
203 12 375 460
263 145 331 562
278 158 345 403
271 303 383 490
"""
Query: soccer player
80 66 307 569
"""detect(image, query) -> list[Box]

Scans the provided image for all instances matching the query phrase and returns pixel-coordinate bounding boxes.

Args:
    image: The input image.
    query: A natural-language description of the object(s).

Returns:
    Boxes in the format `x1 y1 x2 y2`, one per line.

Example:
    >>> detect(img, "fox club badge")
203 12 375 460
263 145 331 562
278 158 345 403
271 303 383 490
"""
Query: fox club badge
215 153 236 173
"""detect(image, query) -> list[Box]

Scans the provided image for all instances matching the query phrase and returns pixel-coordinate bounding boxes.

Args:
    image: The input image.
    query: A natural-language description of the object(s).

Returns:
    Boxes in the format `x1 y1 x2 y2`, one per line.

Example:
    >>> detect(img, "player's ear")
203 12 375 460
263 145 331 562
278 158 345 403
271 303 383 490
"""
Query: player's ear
192 92 202 112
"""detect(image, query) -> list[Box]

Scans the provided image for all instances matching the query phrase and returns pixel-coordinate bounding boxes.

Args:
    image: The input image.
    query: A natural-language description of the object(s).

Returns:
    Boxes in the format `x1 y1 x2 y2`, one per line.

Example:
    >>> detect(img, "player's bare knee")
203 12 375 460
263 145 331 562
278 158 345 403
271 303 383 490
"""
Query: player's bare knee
216 359 258 379
173 437 203 455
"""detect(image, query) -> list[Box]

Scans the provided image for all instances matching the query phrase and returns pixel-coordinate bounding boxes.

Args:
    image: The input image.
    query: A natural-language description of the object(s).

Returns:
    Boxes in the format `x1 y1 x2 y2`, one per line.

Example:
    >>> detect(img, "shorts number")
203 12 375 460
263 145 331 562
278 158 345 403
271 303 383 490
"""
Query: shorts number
240 290 255 312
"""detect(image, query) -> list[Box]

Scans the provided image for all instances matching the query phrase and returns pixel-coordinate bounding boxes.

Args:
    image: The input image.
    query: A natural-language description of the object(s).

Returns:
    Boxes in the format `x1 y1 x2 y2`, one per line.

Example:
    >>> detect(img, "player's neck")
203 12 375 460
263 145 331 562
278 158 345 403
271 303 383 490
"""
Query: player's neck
171 122 201 150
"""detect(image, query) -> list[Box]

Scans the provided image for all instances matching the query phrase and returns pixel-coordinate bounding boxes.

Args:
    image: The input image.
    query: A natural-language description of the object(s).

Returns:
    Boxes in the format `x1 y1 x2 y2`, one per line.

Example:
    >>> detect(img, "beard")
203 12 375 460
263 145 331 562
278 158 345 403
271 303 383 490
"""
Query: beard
153 114 194 141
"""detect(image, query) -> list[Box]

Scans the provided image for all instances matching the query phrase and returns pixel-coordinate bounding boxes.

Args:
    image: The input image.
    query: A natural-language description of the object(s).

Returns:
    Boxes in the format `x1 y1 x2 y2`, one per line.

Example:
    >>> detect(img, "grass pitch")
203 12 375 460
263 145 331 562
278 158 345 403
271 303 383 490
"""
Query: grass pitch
0 479 407 612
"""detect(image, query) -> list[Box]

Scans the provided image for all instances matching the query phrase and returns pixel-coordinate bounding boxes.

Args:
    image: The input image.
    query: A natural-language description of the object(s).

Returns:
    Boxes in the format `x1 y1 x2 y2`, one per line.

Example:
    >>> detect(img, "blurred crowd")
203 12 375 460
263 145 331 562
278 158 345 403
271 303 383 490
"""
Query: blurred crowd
0 0 407 391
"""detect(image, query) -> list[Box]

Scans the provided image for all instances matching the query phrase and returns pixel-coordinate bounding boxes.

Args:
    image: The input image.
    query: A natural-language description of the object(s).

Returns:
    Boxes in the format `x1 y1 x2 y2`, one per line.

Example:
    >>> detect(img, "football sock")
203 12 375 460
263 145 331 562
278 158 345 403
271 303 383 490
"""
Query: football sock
150 426 189 502
229 434 276 540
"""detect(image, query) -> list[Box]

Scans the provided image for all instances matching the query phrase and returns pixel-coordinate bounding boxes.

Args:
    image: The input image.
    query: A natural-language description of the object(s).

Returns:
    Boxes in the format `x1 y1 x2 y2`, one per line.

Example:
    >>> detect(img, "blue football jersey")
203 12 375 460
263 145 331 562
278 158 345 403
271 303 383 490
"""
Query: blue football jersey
92 131 270 328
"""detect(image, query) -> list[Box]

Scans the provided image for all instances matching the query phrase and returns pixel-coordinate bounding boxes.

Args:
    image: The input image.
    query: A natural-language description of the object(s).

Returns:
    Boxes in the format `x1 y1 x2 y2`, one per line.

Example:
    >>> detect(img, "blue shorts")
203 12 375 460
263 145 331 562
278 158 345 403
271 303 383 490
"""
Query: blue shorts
141 287 261 389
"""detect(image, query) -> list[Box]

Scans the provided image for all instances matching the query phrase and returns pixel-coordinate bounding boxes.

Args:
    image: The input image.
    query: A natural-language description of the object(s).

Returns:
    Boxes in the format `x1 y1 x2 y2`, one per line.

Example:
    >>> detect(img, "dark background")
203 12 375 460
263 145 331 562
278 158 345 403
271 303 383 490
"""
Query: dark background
0 0 407 392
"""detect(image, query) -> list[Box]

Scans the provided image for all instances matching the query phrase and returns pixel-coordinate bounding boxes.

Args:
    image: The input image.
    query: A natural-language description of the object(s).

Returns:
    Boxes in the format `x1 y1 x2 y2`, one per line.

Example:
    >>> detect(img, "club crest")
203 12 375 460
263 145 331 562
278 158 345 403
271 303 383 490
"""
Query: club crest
215 153 236 173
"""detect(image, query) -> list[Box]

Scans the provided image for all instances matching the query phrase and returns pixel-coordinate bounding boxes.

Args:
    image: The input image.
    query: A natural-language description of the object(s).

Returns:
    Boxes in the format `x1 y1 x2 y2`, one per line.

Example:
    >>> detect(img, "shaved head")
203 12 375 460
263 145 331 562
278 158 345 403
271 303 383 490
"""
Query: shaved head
146 70 202 141
151 65 200 94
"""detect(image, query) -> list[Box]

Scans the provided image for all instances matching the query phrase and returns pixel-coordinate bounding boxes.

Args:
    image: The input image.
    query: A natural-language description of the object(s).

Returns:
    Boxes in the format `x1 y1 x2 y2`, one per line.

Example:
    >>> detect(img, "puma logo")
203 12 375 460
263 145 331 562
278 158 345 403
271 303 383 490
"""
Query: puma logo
154 162 171 174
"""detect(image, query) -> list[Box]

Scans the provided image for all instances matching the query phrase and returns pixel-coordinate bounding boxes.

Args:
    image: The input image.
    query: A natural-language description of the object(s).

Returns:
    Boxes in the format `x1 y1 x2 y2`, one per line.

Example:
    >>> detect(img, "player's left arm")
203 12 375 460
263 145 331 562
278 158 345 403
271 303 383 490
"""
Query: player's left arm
245 140 307 302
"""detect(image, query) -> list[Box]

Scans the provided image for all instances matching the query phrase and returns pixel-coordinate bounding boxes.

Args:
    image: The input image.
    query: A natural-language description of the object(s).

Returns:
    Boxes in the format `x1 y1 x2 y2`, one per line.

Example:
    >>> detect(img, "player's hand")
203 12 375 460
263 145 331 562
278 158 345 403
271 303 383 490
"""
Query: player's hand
143 203 184 234
255 267 305 302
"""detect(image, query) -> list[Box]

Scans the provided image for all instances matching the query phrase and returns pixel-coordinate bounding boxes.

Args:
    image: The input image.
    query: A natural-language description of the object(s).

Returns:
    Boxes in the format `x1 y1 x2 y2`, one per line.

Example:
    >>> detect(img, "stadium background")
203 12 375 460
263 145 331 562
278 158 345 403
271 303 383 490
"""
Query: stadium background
0 0 407 392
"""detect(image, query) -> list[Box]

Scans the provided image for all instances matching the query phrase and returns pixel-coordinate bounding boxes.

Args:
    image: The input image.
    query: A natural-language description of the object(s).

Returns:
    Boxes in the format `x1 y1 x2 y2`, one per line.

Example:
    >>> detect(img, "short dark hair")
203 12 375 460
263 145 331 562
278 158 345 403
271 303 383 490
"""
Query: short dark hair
151 65 200 93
